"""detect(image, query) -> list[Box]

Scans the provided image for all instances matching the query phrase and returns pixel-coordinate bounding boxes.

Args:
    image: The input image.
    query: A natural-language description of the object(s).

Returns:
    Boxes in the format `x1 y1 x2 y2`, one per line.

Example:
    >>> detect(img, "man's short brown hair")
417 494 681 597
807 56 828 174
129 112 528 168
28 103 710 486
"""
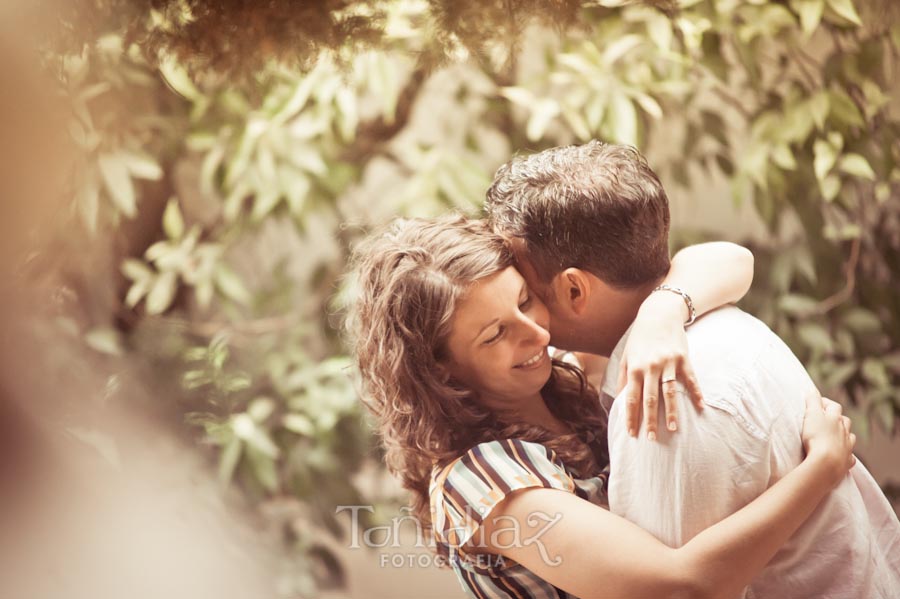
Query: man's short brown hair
485 141 671 288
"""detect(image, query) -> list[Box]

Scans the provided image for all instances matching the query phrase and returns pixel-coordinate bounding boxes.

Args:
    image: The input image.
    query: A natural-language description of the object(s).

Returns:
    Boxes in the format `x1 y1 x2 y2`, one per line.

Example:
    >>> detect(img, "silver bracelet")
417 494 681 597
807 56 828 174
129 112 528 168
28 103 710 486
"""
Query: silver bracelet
652 284 697 326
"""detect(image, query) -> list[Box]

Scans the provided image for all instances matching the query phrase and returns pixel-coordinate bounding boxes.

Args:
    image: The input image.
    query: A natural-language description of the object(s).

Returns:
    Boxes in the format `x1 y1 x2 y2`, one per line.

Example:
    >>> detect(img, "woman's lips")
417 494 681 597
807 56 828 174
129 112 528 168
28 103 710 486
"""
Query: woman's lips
515 347 547 369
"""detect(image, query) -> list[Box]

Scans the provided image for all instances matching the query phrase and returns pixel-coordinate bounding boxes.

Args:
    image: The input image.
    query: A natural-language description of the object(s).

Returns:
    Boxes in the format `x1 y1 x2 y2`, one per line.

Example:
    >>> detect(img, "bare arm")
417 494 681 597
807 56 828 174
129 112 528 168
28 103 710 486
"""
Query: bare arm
620 242 754 437
655 241 755 321
476 396 854 599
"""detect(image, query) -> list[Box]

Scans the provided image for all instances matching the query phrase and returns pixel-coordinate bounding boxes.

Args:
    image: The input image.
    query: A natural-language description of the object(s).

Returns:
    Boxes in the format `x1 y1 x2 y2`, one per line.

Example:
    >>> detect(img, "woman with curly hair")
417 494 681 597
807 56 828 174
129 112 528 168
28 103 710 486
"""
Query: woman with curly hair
346 214 855 599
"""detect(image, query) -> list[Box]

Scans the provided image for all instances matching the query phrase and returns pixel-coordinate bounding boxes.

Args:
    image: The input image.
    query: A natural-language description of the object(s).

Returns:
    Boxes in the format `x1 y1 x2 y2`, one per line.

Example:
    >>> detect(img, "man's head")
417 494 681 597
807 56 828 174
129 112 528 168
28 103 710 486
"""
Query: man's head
485 141 671 355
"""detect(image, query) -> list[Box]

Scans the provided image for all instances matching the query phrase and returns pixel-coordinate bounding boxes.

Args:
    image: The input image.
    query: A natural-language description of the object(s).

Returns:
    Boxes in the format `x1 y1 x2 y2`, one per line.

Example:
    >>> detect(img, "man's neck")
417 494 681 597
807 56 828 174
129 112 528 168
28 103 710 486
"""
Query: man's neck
584 278 661 356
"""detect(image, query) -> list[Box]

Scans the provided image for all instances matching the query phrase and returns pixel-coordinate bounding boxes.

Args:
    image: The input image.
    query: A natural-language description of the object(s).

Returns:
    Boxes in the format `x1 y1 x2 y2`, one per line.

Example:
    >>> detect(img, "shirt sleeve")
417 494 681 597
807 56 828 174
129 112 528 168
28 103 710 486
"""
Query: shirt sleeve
431 439 575 554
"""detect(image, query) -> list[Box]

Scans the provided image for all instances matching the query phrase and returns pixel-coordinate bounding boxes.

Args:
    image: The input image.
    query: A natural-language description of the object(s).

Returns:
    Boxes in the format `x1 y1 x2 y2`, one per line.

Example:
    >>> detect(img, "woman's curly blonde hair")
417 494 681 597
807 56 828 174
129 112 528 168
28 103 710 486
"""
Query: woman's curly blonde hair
346 214 608 538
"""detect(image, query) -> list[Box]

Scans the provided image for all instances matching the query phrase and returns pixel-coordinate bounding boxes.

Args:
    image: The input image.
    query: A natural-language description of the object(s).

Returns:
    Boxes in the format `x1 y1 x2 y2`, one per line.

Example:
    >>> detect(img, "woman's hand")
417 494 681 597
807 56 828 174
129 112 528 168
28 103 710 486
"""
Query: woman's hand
801 393 857 488
617 290 704 439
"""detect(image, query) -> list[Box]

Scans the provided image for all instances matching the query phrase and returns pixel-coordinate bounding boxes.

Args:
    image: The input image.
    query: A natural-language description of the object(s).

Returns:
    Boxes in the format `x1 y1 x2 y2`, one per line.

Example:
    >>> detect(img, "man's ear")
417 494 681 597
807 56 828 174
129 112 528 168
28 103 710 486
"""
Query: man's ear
551 268 592 316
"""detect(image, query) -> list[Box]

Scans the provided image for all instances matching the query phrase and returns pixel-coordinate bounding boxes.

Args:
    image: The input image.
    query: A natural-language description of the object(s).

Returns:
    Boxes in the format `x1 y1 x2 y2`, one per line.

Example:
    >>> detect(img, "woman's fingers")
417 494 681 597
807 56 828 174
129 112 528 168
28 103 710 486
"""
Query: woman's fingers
624 368 642 438
642 367 662 441
820 396 857 472
661 364 678 433
678 359 704 411
805 391 824 412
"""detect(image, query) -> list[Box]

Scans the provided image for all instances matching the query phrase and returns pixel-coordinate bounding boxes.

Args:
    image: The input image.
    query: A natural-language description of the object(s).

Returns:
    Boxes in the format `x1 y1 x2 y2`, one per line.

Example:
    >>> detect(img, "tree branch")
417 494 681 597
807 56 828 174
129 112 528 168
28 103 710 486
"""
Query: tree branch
815 236 861 314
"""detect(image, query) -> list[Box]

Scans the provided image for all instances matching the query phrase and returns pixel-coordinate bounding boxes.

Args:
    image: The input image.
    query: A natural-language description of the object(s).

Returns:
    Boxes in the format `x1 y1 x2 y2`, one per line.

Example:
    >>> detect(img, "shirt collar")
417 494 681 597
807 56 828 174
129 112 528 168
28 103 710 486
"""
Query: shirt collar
601 324 633 399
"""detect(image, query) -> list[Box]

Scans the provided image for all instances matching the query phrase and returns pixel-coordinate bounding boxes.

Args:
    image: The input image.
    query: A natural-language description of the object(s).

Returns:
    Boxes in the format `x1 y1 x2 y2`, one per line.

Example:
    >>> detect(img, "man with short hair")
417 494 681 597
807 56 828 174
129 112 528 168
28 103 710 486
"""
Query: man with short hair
485 141 900 598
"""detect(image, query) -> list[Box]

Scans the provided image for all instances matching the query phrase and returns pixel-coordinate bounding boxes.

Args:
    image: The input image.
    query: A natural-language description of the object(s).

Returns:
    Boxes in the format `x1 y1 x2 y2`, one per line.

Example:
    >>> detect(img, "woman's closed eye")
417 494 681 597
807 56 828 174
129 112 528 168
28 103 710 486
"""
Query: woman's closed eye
483 326 505 345
483 295 532 345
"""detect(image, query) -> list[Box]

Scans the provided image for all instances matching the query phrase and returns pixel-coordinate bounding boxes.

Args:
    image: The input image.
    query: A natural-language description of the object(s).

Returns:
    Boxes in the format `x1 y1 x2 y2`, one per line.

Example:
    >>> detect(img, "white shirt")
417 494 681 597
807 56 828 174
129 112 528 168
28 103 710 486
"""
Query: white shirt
602 306 900 599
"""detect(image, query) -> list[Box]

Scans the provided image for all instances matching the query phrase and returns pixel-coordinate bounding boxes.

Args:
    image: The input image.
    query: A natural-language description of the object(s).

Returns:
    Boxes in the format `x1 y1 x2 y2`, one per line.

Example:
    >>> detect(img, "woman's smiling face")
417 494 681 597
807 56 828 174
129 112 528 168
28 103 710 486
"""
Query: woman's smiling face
443 266 553 404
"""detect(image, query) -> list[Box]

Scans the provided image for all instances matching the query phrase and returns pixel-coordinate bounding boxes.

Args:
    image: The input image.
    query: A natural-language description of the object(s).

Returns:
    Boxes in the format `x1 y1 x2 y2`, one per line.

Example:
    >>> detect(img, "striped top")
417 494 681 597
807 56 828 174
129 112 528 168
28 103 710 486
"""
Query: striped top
429 439 610 599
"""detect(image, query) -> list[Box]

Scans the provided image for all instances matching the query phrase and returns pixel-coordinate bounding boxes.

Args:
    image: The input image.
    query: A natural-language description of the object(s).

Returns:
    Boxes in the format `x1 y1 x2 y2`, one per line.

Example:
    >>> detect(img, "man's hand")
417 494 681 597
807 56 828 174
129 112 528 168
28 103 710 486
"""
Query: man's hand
617 291 704 439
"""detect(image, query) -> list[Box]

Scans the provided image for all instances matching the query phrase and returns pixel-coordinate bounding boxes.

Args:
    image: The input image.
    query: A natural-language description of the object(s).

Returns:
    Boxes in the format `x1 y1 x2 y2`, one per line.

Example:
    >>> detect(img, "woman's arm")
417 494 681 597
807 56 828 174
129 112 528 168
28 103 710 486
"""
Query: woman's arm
663 241 755 319
475 395 855 599
620 242 754 437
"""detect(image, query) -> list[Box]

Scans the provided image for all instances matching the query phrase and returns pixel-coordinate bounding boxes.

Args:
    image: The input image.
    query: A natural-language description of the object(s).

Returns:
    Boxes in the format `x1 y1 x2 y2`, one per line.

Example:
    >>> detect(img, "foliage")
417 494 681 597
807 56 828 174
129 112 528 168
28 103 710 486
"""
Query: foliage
45 0 900 595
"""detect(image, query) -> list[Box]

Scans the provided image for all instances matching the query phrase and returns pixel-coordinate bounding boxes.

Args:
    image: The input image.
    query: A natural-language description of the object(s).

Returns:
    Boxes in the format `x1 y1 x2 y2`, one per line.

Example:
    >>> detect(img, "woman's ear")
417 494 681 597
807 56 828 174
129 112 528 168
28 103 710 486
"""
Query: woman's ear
434 361 452 384
552 268 592 316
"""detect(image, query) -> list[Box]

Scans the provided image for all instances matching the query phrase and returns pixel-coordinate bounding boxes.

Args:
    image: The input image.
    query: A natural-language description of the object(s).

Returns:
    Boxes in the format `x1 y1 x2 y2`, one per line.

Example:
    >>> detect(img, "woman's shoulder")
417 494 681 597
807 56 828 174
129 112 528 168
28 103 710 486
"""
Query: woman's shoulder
429 439 576 556
431 439 572 495
431 440 573 525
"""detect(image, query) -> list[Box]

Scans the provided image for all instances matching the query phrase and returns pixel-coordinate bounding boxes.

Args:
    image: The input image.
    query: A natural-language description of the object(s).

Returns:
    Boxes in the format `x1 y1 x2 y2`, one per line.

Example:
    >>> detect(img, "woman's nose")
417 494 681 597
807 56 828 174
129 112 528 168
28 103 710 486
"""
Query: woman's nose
517 313 551 347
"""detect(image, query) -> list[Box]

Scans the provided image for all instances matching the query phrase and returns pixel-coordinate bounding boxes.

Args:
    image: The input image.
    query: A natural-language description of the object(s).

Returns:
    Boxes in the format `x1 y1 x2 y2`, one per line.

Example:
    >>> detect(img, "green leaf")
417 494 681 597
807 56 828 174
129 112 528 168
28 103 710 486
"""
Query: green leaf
145 271 178 315
797 322 835 354
585 95 607 132
289 147 327 175
892 24 900 51
794 248 818 284
195 280 214 310
121 151 163 180
862 358 890 388
98 153 137 217
121 258 153 282
246 446 279 492
842 307 881 334
214 264 252 305
85 327 123 356
837 153 876 180
248 397 276 422
882 352 900 374
646 12 673 50
125 280 150 309
218 437 242 486
828 90 864 127
808 92 830 130
813 138 838 181
335 87 358 142
820 173 841 202
526 98 561 142
561 106 591 141
826 0 862 26
500 86 535 107
373 53 399 122
603 35 643 65
251 189 281 221
791 0 825 35
283 413 316 436
771 144 797 170
609 92 638 145
278 166 311 215
162 198 185 239
77 174 101 234
873 399 895 435
633 92 663 120
778 293 818 316
235 418 280 459
270 71 318 127
822 360 856 390
159 55 201 101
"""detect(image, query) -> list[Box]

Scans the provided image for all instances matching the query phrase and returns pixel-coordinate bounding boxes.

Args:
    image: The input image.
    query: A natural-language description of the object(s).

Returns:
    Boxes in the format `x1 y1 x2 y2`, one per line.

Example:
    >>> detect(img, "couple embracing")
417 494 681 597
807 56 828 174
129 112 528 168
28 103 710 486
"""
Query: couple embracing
347 142 900 598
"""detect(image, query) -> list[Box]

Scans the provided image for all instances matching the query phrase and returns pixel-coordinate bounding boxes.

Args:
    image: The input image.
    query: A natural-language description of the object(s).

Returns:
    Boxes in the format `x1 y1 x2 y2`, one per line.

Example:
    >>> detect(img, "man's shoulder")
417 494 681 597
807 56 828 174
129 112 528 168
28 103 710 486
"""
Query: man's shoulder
687 305 771 337
684 305 782 362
